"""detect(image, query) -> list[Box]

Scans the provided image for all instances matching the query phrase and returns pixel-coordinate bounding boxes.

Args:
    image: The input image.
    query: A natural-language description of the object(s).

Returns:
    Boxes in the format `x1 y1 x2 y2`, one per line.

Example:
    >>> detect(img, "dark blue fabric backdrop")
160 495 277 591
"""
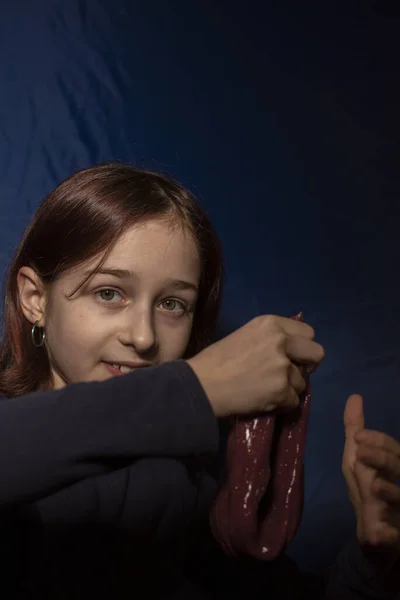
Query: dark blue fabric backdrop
0 0 399 573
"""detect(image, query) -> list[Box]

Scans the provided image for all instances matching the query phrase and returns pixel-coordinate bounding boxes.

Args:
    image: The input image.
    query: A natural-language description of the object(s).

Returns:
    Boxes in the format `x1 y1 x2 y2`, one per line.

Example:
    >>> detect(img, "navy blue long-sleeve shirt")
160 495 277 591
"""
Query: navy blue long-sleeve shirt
0 360 398 598
0 361 218 508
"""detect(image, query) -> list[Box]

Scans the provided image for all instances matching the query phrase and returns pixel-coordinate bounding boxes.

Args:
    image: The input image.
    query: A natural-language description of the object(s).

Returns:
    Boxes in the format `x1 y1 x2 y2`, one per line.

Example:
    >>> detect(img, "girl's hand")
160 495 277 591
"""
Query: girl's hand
342 394 400 552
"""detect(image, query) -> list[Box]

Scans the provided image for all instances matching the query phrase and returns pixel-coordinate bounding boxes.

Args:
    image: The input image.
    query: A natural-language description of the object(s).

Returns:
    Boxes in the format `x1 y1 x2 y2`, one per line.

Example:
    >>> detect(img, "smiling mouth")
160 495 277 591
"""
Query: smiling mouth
103 362 151 375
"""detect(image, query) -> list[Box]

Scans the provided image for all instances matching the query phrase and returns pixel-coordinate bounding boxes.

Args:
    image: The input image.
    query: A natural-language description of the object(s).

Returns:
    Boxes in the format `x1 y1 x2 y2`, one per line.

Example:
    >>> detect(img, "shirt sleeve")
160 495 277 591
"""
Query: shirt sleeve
0 360 218 509
323 537 400 599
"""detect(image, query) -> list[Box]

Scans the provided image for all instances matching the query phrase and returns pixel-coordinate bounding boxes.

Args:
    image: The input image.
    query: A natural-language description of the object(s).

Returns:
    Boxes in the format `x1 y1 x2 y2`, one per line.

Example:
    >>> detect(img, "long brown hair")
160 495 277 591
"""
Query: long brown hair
0 163 223 397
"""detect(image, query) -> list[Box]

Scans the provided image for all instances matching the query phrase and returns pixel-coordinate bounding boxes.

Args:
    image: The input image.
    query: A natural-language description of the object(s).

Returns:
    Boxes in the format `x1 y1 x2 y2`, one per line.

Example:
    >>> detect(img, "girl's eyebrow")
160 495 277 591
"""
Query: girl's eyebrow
86 268 198 293
164 279 198 293
85 268 135 280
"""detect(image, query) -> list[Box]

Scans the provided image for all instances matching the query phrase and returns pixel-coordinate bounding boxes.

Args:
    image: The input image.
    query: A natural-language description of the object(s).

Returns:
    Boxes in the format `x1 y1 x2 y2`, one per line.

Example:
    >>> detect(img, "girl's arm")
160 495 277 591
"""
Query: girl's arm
0 360 218 508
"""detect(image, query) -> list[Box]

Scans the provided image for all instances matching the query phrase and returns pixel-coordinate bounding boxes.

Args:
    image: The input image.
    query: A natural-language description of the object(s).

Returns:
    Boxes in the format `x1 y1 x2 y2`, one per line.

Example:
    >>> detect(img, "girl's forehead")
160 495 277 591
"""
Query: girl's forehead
62 219 201 285
111 220 199 262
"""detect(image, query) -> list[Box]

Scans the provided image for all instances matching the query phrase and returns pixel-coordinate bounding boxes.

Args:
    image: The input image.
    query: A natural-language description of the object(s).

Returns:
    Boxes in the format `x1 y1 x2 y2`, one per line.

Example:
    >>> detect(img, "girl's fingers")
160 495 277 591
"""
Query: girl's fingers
357 445 400 481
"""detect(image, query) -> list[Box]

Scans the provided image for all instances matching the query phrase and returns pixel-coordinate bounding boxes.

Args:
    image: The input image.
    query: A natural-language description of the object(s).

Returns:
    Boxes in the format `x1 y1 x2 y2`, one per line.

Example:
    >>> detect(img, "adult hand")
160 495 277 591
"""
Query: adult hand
342 394 400 553
187 314 324 418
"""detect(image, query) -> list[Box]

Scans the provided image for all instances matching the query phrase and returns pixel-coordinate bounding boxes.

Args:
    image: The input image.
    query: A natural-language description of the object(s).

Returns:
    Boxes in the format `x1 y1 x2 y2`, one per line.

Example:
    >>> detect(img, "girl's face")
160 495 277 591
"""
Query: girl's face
20 219 201 389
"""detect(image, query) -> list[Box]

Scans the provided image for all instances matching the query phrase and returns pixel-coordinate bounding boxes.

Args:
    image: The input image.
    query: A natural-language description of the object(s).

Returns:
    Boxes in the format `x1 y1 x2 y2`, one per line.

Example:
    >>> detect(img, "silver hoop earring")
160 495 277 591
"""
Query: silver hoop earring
31 320 46 348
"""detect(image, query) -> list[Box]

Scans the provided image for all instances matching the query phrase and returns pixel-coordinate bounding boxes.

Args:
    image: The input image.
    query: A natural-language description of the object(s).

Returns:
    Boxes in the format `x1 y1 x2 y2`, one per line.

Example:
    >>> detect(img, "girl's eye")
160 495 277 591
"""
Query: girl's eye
159 299 186 313
95 289 123 304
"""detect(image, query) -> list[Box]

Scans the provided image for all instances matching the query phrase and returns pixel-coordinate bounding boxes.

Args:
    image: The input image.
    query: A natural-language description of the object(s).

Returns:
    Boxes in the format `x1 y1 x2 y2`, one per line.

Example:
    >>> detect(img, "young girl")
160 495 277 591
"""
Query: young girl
0 163 398 598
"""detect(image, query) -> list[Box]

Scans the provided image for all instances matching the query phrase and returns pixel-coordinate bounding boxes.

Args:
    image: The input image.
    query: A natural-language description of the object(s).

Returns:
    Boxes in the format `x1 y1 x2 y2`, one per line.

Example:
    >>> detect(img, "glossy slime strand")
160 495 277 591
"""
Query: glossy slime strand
210 313 311 560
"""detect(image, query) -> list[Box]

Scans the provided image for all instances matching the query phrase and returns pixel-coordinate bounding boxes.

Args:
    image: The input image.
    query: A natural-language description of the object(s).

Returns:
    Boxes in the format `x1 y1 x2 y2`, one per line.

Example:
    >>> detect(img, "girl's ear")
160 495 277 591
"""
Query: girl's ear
17 266 47 326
